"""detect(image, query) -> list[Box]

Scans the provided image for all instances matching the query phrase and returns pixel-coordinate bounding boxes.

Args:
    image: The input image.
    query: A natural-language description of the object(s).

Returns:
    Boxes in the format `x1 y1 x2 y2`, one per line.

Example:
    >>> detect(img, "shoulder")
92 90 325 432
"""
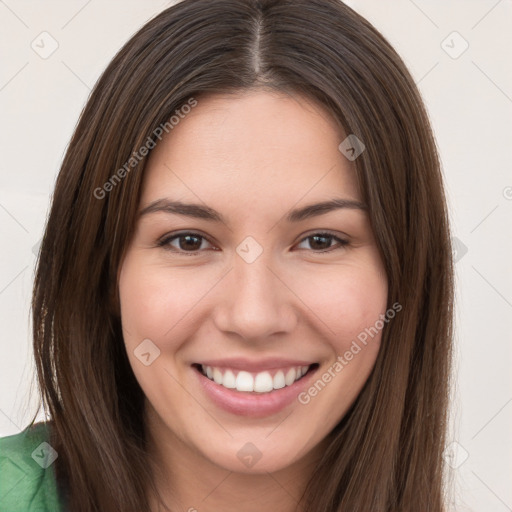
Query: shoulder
0 421 65 512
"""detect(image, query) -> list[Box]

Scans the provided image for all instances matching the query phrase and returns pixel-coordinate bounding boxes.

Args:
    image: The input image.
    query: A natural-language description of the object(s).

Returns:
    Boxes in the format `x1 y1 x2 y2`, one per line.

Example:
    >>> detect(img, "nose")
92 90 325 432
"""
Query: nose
211 253 298 342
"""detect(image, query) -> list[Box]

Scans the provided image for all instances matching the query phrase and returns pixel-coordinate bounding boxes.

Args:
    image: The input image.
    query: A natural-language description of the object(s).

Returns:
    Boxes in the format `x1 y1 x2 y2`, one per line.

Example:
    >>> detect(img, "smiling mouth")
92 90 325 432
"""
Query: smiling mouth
192 363 319 393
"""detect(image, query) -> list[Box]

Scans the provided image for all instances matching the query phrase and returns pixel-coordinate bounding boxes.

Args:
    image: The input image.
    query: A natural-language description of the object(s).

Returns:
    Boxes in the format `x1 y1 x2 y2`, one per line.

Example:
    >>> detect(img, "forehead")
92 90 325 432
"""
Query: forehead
141 91 361 209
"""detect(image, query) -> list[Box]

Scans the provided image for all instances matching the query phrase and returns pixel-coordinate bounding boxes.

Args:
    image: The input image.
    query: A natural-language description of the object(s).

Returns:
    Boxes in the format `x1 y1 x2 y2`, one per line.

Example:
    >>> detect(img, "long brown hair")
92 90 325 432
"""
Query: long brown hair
30 0 454 510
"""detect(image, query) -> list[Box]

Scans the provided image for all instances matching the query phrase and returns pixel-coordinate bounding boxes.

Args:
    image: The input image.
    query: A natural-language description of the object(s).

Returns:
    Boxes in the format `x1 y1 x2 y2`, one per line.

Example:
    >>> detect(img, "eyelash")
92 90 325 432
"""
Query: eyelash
157 231 349 255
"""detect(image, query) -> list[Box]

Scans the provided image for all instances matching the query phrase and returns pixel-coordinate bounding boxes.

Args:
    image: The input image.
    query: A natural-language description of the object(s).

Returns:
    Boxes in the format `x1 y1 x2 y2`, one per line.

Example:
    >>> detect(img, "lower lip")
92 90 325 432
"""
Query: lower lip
193 365 319 418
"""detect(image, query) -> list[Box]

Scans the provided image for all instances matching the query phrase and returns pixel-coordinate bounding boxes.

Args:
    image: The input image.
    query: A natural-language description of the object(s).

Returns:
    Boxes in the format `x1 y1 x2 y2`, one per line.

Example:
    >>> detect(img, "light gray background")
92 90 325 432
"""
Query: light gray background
0 1 511 510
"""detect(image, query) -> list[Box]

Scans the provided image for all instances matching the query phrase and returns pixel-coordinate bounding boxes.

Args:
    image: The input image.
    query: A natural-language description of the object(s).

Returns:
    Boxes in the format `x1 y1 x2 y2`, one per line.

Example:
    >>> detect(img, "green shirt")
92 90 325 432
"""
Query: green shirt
0 422 66 511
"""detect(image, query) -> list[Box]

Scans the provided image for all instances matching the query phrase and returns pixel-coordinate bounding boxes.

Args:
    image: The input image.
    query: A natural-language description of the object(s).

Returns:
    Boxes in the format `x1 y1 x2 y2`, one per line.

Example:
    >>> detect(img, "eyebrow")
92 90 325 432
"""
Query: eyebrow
138 197 367 224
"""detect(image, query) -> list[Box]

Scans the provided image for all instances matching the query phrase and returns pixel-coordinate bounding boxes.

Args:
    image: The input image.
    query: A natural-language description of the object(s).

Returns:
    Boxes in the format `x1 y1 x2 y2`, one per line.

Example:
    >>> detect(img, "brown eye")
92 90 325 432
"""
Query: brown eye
176 234 203 251
158 232 214 254
296 232 349 252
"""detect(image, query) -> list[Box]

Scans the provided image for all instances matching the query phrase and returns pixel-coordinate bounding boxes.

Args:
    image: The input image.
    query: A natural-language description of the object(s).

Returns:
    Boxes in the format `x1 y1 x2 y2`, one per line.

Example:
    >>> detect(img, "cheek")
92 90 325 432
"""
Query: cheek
335 269 388 347
118 253 216 350
288 260 388 348
119 251 388 349
296 265 388 420
118 254 203 412
119 262 170 340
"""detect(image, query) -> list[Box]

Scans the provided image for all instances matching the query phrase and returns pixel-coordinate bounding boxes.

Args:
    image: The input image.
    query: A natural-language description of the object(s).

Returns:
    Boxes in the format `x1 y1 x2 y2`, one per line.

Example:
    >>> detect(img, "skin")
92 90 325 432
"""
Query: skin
118 90 388 512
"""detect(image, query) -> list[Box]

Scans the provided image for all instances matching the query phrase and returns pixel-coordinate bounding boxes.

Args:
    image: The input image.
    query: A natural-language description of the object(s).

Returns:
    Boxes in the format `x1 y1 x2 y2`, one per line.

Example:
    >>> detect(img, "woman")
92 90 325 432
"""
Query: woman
0 0 454 510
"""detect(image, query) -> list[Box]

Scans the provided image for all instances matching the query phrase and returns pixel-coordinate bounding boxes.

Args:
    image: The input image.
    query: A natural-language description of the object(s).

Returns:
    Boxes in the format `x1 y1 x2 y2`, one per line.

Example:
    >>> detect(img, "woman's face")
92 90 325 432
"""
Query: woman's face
119 90 388 475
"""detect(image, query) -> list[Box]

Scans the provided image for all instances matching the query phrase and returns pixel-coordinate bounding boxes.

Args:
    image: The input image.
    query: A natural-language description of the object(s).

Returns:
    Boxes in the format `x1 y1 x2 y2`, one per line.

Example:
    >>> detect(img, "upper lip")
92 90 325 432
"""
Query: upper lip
194 358 317 372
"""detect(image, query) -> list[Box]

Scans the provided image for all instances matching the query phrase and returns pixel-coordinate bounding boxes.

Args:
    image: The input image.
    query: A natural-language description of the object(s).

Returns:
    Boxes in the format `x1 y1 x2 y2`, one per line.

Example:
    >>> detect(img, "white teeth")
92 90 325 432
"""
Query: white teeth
273 370 285 389
285 368 296 386
200 364 311 393
236 371 254 392
222 369 236 389
254 372 273 393
213 367 223 385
